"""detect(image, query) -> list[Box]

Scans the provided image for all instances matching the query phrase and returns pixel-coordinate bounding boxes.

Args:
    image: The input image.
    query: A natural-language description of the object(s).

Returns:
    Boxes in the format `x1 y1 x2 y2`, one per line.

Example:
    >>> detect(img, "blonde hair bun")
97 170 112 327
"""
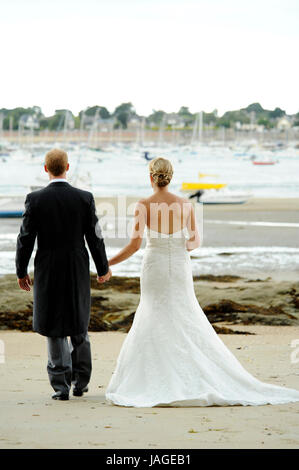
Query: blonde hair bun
149 157 173 187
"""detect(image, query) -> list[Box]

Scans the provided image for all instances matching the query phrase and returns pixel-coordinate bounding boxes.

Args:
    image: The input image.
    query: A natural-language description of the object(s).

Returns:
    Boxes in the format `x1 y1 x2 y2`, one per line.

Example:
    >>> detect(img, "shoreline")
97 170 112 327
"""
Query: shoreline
1 197 298 279
2 129 298 144
1 195 299 208
1 195 298 326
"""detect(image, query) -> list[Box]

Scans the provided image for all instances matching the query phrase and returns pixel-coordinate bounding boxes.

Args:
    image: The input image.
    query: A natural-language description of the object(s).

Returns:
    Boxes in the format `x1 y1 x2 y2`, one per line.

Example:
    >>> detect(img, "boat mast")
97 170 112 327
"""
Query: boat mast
158 114 165 146
79 111 85 144
198 110 203 142
191 113 198 145
0 113 3 142
87 108 100 149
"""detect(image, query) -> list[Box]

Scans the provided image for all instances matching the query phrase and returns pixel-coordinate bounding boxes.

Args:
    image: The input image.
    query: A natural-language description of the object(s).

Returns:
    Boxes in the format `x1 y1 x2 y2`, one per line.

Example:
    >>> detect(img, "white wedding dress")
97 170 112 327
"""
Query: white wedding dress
105 227 299 407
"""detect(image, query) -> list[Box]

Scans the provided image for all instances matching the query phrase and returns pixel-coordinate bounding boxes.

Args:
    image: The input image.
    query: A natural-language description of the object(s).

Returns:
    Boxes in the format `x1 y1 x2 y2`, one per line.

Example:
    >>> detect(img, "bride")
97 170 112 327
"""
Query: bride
104 157 299 407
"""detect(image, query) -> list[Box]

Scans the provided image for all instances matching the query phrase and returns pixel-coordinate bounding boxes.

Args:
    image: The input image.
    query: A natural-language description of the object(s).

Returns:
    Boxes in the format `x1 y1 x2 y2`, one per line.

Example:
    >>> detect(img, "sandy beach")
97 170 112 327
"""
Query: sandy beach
1 196 299 250
0 326 299 449
1 196 299 448
1 272 299 449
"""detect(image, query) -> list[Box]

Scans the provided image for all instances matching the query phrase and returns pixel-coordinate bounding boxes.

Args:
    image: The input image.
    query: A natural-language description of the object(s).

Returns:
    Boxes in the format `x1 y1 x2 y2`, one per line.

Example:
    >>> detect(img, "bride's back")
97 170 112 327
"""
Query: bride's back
129 157 200 252
140 191 192 235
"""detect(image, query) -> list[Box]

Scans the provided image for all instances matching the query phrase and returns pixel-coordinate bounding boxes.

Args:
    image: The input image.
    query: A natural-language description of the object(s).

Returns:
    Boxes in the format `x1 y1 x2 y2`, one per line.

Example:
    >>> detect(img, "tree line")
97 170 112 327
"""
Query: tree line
0 102 298 131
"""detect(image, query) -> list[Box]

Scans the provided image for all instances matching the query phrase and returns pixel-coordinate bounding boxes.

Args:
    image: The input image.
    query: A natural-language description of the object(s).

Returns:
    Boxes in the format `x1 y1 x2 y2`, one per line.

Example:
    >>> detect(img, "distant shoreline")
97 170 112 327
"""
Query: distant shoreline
1 129 299 144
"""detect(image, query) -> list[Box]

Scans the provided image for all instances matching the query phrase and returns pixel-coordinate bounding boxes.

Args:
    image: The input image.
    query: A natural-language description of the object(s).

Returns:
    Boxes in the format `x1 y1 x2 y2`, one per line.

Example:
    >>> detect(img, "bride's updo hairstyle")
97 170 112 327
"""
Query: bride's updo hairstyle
149 157 173 187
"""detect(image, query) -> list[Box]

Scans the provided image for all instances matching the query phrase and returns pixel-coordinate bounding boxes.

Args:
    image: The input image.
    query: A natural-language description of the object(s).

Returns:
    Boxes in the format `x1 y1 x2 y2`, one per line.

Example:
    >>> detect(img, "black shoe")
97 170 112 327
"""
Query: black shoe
52 391 69 401
73 386 88 397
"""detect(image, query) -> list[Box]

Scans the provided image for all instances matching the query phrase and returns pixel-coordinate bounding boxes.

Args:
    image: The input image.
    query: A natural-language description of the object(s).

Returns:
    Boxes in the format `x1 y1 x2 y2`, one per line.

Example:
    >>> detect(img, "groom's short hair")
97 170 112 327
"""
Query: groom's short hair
45 149 68 176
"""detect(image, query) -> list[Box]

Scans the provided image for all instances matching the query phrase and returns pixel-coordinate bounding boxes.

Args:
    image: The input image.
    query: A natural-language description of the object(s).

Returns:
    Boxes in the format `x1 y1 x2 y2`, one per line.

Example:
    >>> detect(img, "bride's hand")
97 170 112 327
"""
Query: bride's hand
97 268 112 284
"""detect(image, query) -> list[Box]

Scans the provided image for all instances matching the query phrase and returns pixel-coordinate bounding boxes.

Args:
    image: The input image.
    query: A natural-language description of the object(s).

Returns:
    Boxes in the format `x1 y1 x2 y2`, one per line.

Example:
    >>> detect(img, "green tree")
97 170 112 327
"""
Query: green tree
43 110 73 131
268 107 285 119
292 112 299 127
243 103 264 114
203 111 217 125
147 110 165 125
1 106 42 130
257 117 273 129
113 102 135 129
178 107 194 127
217 110 250 128
82 105 110 119
39 117 49 130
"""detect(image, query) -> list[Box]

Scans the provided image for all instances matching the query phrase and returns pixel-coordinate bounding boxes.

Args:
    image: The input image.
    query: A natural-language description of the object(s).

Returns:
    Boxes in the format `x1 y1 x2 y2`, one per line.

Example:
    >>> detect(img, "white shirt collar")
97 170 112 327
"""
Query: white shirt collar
48 178 69 185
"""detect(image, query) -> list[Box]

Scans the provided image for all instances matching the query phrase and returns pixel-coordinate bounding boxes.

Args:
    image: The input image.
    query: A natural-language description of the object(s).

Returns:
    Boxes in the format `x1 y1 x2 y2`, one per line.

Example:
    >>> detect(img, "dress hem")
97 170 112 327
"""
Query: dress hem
105 393 299 408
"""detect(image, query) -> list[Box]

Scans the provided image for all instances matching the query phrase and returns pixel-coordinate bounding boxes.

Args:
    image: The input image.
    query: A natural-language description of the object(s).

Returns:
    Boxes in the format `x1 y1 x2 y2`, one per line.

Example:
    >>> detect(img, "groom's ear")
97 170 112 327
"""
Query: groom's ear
66 163 70 171
44 164 48 173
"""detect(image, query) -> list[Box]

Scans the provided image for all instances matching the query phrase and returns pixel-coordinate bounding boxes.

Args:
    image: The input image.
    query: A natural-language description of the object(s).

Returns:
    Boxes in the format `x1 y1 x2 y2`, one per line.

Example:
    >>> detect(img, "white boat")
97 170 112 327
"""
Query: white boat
197 188 252 204
182 186 252 204
10 149 33 162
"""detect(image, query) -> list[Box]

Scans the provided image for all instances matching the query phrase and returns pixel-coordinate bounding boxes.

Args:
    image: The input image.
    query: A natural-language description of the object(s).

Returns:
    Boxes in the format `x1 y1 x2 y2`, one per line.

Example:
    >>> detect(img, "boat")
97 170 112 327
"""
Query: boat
195 189 252 204
250 152 278 165
181 182 227 193
252 160 276 165
0 210 23 218
143 151 154 161
180 177 251 205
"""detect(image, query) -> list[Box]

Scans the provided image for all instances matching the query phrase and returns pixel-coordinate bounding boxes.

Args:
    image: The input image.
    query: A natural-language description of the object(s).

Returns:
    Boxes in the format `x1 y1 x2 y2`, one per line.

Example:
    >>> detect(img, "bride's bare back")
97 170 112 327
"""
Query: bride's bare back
132 190 200 251
139 191 192 235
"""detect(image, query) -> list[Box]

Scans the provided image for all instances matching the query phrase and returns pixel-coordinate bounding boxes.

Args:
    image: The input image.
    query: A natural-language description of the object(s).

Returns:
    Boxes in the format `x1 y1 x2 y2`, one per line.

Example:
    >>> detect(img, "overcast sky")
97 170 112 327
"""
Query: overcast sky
0 0 298 116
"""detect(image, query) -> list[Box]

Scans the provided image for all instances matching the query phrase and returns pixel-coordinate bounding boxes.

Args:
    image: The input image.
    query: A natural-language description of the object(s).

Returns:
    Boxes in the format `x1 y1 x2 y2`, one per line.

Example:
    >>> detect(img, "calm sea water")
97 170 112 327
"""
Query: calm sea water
0 143 299 197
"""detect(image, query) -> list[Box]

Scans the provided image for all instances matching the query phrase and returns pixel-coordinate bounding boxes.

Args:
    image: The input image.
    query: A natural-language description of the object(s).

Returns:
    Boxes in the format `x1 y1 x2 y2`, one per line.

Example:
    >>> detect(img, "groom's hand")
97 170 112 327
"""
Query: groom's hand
97 268 112 284
18 274 32 292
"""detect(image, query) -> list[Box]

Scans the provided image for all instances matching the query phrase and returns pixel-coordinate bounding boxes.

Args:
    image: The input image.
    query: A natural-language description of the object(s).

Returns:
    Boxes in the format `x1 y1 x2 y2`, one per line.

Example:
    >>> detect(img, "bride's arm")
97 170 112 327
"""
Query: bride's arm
186 203 200 251
109 201 146 266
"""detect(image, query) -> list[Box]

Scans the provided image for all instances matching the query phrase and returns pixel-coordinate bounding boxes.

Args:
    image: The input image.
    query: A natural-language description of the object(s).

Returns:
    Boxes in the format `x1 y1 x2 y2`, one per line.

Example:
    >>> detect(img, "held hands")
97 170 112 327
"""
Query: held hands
18 274 32 292
97 268 112 284
18 271 111 289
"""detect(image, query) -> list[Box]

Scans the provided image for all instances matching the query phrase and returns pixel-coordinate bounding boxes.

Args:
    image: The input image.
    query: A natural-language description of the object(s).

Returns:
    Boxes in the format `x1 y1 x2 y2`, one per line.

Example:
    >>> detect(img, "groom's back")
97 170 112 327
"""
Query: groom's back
29 182 91 249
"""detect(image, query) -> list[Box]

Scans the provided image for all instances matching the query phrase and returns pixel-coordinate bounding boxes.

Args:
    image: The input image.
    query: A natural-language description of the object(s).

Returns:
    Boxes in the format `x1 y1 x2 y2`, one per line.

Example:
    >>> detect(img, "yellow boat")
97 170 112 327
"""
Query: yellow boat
181 182 227 192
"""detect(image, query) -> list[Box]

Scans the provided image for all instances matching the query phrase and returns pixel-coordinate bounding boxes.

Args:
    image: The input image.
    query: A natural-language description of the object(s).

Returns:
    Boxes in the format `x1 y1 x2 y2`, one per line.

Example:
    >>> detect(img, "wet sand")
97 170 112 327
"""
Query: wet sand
1 197 299 250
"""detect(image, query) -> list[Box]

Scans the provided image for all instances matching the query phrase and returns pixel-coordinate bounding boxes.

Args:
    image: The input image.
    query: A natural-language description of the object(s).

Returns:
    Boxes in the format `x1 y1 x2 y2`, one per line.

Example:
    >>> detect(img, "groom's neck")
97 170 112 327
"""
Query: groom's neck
49 172 67 181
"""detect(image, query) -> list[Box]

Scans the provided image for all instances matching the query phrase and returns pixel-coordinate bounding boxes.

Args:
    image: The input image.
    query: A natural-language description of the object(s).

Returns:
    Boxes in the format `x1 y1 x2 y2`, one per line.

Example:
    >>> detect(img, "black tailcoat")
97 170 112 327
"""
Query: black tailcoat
15 182 108 337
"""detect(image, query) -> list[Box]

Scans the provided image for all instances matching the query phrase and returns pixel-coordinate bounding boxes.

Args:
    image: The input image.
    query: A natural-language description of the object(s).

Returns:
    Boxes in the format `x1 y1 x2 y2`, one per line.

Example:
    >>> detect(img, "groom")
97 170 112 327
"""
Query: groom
16 149 111 400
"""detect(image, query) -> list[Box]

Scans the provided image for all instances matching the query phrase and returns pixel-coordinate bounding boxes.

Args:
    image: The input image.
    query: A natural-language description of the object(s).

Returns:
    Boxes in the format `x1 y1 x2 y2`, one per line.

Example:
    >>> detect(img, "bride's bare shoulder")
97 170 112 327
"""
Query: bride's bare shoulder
169 192 192 206
136 193 191 208
134 198 150 215
136 197 150 207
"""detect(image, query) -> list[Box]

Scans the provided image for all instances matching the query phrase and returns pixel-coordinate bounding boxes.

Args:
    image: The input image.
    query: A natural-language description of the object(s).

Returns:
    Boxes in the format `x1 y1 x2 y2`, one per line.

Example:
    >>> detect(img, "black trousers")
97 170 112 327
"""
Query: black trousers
47 333 92 394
